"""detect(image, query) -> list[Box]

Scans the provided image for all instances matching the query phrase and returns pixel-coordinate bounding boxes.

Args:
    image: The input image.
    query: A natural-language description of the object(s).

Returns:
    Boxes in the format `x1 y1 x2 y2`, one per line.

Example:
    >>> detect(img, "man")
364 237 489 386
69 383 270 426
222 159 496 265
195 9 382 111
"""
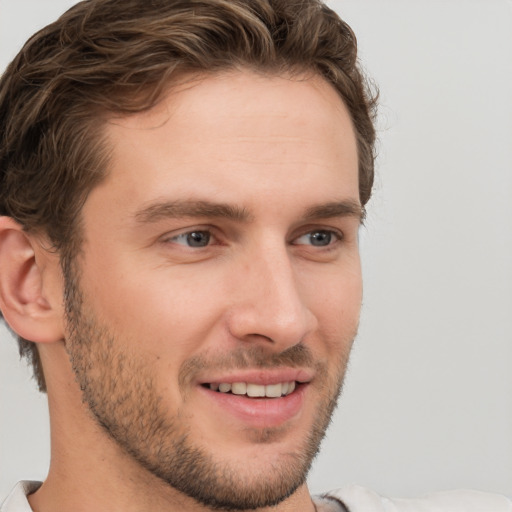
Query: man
0 1 510 511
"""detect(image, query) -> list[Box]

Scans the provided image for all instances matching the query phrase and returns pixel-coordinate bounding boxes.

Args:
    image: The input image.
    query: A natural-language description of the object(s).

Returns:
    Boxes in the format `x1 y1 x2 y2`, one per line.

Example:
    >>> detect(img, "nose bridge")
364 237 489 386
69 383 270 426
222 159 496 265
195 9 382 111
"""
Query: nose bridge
228 238 316 347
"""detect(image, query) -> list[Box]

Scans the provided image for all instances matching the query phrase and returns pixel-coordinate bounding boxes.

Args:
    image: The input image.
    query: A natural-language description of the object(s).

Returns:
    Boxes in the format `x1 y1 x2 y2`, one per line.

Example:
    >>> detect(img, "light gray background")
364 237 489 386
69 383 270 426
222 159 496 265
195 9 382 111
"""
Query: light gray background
1 0 511 501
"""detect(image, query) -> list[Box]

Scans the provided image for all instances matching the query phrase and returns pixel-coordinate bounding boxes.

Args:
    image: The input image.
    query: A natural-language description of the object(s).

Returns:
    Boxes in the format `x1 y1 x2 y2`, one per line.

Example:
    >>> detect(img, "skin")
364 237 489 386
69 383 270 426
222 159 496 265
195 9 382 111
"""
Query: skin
9 70 362 512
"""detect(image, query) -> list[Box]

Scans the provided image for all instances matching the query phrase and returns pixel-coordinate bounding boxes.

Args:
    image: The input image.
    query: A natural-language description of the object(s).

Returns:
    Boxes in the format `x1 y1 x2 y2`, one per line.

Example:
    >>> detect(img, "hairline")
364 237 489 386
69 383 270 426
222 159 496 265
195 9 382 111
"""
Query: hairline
59 65 361 256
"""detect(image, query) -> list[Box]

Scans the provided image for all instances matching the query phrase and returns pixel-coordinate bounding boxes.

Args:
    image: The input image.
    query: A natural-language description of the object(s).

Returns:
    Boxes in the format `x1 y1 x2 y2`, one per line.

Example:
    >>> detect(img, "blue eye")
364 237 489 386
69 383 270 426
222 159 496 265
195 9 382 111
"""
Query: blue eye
171 230 211 247
309 231 332 246
294 230 339 247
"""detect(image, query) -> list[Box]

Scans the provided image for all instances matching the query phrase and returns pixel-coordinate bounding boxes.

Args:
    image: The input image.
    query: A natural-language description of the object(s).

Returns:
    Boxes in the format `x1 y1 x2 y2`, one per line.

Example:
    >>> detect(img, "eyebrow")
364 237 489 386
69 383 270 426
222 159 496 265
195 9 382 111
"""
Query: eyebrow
303 200 365 223
135 199 253 223
134 198 364 224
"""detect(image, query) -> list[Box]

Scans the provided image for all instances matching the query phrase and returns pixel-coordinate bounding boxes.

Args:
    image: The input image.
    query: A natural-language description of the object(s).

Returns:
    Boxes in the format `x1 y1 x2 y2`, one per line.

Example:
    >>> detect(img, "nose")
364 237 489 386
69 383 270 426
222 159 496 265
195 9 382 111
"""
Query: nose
226 244 318 350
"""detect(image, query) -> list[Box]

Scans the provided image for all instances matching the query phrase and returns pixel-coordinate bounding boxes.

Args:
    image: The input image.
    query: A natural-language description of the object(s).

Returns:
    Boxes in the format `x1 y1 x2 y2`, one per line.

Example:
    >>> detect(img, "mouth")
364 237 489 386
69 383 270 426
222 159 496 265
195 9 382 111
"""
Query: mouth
204 381 297 398
196 370 313 428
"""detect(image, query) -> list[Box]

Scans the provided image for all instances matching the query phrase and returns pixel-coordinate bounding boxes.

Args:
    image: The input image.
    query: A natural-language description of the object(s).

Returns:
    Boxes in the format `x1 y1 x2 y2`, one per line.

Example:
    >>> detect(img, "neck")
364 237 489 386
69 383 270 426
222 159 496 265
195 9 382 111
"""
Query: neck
29 466 316 512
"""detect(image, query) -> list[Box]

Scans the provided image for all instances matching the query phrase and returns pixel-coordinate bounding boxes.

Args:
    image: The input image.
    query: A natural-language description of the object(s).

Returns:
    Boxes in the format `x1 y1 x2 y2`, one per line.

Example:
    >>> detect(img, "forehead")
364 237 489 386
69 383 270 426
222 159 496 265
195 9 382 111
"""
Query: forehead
110 70 353 133
93 70 359 219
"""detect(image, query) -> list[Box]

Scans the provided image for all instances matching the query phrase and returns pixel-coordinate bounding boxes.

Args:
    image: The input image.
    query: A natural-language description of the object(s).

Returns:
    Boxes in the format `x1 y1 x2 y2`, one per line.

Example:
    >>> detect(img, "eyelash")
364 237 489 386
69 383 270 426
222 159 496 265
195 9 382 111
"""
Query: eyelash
293 229 343 248
168 230 215 248
166 227 343 249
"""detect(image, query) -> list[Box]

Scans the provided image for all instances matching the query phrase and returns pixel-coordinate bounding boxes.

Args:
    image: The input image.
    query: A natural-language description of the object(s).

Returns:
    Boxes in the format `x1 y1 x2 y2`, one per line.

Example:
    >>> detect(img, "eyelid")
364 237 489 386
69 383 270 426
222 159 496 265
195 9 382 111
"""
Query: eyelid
291 227 344 246
162 226 218 246
170 231 208 246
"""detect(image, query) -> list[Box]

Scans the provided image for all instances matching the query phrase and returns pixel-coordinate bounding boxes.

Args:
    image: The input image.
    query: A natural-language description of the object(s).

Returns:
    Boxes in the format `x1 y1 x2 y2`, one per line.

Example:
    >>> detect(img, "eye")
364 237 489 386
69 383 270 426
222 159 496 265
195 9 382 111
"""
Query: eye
170 230 212 248
294 229 341 247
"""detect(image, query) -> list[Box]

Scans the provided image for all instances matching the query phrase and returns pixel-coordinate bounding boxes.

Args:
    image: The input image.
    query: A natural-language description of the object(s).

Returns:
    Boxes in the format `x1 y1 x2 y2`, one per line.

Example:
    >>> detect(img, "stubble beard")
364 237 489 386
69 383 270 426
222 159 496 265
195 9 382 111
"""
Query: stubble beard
63 269 352 510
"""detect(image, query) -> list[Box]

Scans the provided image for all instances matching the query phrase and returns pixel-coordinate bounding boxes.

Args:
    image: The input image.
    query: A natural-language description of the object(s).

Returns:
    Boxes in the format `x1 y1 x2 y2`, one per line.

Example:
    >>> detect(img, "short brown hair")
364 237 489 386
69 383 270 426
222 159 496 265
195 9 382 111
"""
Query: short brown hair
0 0 377 392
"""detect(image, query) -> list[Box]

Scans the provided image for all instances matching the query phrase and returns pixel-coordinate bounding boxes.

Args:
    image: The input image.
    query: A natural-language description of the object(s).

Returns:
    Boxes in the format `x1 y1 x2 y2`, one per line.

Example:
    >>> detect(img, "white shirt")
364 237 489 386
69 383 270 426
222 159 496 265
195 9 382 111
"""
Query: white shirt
2 481 512 511
325 485 512 511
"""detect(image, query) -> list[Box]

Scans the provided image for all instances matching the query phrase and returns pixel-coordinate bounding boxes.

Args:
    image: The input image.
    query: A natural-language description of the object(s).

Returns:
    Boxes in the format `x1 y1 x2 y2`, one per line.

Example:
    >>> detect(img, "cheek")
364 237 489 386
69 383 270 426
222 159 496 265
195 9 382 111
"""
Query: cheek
83 253 221 329
307 262 362 315
87 268 231 386
307 265 362 347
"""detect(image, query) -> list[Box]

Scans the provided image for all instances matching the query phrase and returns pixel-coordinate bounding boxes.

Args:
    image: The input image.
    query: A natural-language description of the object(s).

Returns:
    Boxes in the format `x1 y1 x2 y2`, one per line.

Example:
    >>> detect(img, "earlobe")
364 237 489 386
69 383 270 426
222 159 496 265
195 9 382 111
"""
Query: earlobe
0 216 64 343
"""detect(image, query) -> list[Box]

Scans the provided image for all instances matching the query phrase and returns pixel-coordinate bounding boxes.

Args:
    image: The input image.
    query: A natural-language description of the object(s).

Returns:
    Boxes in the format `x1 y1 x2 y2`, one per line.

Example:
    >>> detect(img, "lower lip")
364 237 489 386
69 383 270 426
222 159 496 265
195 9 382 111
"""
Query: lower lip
198 384 307 429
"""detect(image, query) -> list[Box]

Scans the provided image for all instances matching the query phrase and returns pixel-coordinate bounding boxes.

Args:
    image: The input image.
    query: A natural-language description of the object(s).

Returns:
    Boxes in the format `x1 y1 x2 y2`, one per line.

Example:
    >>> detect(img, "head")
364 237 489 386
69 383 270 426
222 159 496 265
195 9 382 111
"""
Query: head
0 0 376 509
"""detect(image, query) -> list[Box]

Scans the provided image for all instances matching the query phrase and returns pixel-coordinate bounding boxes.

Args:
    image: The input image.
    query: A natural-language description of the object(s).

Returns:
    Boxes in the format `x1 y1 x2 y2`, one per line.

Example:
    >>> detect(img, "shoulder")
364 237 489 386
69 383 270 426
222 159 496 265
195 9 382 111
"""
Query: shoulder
1 482 41 512
322 485 512 512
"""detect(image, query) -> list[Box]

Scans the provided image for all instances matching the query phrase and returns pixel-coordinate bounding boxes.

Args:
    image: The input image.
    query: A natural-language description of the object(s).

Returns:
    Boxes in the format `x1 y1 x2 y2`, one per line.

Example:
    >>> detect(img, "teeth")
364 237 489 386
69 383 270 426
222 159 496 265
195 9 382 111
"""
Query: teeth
209 381 297 398
231 382 247 395
247 383 265 397
265 383 282 398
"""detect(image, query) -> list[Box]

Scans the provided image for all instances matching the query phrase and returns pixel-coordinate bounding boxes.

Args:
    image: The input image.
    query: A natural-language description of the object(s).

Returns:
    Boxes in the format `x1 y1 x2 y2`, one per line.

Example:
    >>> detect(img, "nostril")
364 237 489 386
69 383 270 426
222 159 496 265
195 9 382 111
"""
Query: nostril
241 333 274 343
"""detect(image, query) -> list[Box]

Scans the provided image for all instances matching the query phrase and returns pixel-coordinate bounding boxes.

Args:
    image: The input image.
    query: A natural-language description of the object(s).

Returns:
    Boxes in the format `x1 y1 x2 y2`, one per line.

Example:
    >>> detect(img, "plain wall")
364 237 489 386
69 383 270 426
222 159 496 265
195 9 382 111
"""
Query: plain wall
1 0 511 500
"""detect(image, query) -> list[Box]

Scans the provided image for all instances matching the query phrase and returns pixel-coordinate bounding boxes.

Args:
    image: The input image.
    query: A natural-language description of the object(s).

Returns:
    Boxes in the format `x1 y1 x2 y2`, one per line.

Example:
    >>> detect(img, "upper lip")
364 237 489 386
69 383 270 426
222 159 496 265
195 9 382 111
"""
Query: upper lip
197 368 314 386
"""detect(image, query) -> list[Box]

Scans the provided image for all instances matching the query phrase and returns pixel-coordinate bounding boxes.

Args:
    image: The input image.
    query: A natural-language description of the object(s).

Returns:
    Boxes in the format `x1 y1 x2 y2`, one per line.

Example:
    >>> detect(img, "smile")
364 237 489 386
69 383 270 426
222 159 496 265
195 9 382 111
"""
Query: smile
208 381 297 398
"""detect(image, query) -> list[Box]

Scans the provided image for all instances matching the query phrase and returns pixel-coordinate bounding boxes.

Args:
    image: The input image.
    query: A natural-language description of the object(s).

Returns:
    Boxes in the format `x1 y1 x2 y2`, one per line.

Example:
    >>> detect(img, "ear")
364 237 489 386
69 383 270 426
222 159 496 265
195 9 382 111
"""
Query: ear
0 216 64 343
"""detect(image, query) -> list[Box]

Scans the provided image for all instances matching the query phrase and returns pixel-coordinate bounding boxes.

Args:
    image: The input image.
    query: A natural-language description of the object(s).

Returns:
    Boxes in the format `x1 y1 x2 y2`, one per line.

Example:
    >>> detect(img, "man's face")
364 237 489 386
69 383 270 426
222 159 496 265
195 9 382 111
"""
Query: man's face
65 71 362 510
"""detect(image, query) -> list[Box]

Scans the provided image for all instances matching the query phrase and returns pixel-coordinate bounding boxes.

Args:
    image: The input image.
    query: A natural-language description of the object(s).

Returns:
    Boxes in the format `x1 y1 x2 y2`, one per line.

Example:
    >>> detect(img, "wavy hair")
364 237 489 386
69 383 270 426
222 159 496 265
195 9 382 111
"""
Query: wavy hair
0 0 378 391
